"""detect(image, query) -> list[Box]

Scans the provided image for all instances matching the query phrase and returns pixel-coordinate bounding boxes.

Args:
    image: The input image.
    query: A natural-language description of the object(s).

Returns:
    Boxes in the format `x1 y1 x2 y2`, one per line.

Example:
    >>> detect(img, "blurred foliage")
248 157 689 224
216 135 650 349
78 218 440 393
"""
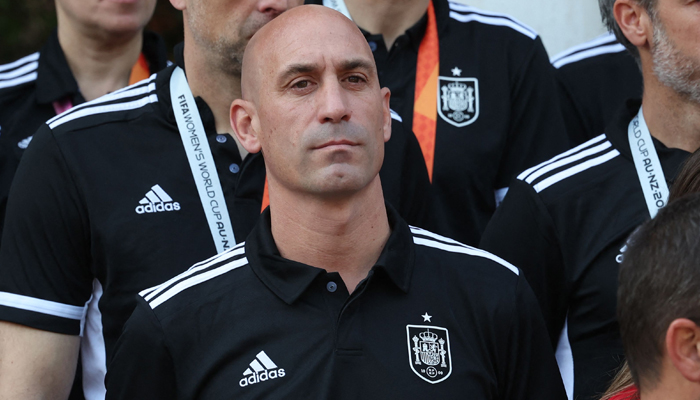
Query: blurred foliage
0 0 183 64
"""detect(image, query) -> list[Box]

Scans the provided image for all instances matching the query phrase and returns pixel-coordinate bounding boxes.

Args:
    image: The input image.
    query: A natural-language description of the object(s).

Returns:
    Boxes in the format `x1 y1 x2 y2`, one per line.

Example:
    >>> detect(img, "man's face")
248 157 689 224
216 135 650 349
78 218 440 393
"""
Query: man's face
56 0 156 35
249 10 391 199
650 0 700 104
185 0 302 76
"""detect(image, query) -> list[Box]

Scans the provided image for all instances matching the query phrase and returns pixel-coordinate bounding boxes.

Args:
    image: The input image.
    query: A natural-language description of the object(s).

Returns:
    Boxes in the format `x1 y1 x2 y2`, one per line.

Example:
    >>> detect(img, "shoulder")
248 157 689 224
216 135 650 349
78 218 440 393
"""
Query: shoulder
138 242 252 316
444 1 538 41
410 225 519 277
46 72 163 135
0 52 39 96
551 33 627 70
515 133 623 198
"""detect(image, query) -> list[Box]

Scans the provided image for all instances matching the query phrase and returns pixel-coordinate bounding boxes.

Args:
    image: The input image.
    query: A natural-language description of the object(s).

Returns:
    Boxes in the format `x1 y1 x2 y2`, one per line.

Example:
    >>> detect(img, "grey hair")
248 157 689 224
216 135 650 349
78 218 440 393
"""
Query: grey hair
598 0 657 63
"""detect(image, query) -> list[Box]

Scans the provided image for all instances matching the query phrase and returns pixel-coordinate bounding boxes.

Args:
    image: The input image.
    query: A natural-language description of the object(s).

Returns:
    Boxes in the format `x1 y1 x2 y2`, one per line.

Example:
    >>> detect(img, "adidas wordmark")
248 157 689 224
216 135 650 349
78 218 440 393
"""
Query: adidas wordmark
239 351 286 388
135 184 181 214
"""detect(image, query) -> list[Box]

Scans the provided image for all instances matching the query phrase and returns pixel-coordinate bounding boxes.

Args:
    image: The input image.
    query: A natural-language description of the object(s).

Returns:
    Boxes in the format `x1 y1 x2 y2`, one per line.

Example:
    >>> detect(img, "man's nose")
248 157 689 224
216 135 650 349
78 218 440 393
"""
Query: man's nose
317 80 351 124
256 0 290 15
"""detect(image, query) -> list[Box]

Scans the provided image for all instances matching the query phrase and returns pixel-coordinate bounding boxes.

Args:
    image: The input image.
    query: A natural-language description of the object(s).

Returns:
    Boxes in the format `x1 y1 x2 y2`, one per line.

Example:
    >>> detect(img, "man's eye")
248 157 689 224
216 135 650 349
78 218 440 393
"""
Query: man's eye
293 80 309 89
347 76 364 83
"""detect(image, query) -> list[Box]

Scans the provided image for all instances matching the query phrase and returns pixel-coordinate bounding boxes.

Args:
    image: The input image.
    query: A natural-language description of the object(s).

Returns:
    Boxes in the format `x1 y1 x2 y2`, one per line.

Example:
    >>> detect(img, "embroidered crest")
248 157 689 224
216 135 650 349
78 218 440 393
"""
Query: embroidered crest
437 76 479 127
406 324 452 384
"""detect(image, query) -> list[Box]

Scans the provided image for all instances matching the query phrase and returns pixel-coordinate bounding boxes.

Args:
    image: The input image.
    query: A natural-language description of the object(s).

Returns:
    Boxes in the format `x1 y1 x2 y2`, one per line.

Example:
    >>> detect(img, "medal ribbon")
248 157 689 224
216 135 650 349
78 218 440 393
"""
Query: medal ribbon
412 1 439 182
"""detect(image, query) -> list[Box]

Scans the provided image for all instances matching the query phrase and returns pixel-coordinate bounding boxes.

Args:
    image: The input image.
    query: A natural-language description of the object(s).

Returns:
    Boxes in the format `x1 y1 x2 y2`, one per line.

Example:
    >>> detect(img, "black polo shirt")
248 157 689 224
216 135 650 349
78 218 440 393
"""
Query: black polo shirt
308 0 568 245
550 33 643 146
106 205 566 400
0 43 429 400
480 99 689 400
0 30 168 238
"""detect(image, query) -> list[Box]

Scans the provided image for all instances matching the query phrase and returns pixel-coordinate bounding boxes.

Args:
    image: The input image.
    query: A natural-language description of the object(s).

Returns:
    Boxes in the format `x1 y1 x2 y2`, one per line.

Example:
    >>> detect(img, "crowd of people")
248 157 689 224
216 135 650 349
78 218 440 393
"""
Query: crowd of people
0 0 698 399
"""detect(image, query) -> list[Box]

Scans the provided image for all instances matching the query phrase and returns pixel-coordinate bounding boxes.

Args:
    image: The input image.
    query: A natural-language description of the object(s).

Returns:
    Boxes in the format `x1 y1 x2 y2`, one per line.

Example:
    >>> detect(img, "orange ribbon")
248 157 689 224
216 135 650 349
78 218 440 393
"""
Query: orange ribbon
412 1 439 182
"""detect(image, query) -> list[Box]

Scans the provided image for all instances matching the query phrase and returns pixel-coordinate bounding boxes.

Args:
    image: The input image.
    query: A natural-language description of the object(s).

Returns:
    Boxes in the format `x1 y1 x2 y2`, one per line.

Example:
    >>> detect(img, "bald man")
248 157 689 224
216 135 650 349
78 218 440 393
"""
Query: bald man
105 6 565 399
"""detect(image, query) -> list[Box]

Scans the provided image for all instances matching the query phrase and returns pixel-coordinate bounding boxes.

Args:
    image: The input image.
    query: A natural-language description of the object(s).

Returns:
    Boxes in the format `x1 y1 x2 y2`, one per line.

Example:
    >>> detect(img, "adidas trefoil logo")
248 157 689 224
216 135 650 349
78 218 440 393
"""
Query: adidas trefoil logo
239 351 286 388
135 184 181 214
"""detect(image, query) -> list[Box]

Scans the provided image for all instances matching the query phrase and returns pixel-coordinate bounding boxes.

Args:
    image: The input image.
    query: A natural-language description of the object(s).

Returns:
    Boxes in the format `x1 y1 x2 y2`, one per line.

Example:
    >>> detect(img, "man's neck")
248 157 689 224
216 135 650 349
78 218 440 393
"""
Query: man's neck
344 0 430 49
58 24 142 102
642 73 700 154
182 41 248 159
269 178 391 294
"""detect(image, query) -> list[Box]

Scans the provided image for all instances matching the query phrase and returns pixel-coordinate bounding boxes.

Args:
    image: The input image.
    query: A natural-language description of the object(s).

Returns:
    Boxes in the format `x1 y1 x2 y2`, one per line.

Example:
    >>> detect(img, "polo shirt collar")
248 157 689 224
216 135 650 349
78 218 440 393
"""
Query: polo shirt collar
246 204 415 305
606 98 690 184
35 30 80 105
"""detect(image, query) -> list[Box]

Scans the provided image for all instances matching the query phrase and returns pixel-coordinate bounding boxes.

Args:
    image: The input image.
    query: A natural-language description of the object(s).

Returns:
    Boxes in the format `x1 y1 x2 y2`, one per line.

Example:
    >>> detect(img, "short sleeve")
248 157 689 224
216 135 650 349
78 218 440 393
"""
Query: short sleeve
480 179 568 346
0 124 93 335
494 37 568 190
106 297 177 400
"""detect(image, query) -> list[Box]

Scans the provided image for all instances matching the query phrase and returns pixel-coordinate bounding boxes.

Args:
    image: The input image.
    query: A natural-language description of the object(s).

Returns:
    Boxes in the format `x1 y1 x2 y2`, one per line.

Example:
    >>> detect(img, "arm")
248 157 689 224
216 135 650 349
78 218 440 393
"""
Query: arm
106 298 177 400
501 275 567 400
0 321 80 400
495 37 568 191
480 179 568 347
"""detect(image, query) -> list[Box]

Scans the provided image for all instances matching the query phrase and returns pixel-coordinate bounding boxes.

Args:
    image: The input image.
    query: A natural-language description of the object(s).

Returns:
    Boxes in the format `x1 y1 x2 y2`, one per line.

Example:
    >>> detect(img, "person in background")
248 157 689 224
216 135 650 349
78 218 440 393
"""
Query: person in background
308 0 568 246
551 31 642 146
0 0 168 240
480 0 700 398
613 193 700 400
105 6 566 399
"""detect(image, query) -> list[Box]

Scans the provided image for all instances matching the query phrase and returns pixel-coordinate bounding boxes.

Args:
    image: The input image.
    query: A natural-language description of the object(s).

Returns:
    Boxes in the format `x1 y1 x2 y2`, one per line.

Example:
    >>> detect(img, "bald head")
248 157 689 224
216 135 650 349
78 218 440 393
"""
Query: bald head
240 5 375 101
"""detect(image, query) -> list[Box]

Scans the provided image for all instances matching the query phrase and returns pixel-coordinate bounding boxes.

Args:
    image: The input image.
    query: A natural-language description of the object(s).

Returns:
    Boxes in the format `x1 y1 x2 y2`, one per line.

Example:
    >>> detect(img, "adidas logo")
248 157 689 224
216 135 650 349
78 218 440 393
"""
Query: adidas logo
239 351 286 387
135 184 181 214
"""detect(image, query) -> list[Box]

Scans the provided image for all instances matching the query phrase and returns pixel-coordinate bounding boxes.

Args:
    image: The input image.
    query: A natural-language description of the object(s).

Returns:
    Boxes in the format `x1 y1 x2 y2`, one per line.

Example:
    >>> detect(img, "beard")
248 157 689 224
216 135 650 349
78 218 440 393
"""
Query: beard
187 8 280 77
651 21 700 104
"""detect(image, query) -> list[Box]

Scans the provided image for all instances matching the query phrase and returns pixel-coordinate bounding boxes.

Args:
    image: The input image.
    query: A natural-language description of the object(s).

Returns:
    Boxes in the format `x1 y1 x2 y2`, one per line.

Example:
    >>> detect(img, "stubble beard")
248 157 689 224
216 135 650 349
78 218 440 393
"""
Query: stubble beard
651 21 700 105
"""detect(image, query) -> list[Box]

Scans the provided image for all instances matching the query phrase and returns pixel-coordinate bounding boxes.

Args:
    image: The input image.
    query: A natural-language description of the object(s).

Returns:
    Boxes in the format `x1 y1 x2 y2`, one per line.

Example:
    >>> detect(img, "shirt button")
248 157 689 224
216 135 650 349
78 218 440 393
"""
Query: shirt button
216 134 227 143
368 41 377 52
326 281 337 293
229 163 240 174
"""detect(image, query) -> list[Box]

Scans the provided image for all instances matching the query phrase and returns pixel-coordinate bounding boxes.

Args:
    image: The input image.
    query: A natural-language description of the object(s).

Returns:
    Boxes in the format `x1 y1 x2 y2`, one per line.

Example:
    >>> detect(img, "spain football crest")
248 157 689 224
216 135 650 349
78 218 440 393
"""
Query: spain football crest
406 325 452 384
437 76 479 127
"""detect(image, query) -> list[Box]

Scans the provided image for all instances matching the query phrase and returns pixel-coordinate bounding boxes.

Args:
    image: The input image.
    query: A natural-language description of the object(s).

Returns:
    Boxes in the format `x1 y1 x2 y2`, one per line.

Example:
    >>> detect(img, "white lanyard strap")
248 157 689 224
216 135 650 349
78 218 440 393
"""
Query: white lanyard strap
628 106 669 219
322 0 353 20
170 67 235 253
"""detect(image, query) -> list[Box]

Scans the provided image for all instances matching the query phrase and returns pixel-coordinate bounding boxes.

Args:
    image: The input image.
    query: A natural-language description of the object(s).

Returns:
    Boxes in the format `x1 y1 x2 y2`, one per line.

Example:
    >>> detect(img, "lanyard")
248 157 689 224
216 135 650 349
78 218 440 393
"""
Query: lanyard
628 106 669 218
170 66 236 253
323 0 439 182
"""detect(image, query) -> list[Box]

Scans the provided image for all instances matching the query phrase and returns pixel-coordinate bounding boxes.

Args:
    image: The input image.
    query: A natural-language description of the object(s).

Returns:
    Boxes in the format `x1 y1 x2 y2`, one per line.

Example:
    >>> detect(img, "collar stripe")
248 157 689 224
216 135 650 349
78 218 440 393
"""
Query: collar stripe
48 94 158 129
409 226 518 275
553 43 626 69
0 71 37 90
518 134 607 181
141 243 246 300
447 2 537 39
524 141 612 184
550 33 618 64
0 52 39 72
46 74 157 126
0 61 38 81
148 256 249 309
533 149 620 193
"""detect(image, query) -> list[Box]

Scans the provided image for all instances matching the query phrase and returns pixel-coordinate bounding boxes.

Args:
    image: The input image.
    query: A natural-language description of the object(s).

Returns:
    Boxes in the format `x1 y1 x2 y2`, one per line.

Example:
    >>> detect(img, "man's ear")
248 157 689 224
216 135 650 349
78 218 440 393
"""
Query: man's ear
169 0 186 11
666 319 700 383
380 87 392 143
614 0 653 48
230 99 262 154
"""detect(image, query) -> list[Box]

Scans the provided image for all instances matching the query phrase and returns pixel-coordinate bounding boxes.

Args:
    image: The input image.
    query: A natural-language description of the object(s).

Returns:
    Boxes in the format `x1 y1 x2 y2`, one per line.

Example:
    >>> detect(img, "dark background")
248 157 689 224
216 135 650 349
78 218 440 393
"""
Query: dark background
0 0 184 64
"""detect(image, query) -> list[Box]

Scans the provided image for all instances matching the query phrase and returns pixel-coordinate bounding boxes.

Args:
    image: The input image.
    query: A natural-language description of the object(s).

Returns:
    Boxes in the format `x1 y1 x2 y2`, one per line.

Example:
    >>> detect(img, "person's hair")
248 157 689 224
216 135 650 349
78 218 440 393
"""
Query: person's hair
618 193 700 390
669 149 700 202
598 0 657 64
600 362 637 400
